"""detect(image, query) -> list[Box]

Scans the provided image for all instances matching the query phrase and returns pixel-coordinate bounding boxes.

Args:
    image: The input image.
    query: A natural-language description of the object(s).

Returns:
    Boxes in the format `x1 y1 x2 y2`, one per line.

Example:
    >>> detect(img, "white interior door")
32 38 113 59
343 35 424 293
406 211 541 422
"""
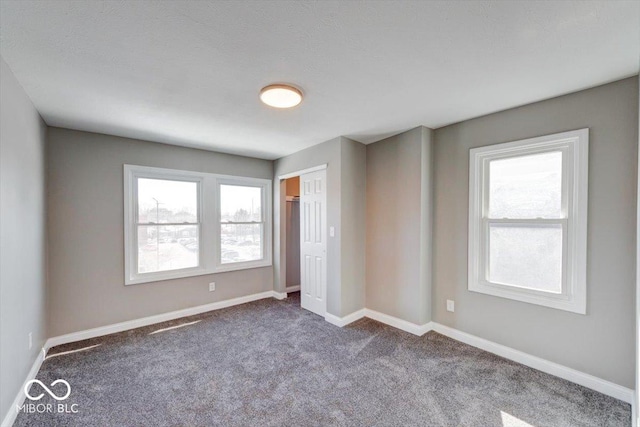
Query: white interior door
300 169 327 316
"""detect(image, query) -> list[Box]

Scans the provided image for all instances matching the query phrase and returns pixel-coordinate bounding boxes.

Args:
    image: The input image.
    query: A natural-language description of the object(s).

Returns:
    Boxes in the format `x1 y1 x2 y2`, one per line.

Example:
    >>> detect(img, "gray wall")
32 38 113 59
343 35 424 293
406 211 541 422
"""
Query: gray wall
274 137 367 317
418 127 434 325
636 76 640 425
0 57 47 421
340 138 367 316
47 128 274 337
366 127 433 325
433 77 638 388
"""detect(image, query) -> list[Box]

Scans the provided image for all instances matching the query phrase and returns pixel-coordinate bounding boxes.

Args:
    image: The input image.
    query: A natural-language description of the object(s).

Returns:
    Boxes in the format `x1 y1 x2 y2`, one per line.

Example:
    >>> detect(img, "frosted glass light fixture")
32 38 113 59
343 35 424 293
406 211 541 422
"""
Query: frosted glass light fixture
260 84 303 108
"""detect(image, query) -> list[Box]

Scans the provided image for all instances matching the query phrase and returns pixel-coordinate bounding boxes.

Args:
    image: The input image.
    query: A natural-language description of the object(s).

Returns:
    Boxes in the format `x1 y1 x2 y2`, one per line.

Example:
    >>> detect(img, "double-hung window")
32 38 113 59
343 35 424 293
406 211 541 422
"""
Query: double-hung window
216 178 270 271
124 165 272 285
468 129 588 313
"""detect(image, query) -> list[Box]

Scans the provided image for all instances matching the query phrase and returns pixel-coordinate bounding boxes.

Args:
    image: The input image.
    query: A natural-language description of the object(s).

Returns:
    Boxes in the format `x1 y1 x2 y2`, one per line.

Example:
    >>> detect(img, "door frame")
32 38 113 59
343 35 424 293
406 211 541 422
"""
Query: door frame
277 164 328 304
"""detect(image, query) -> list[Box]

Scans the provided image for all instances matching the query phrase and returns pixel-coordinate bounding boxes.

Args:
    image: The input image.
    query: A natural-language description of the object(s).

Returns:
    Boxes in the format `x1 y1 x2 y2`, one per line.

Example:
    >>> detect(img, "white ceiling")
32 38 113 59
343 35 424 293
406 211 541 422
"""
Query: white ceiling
1 1 638 160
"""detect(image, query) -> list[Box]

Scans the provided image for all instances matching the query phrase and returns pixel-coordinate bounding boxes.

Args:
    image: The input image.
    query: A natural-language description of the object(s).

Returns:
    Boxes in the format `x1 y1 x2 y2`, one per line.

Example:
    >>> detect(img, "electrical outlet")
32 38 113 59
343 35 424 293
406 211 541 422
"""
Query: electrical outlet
209 282 216 292
446 300 455 312
29 332 33 350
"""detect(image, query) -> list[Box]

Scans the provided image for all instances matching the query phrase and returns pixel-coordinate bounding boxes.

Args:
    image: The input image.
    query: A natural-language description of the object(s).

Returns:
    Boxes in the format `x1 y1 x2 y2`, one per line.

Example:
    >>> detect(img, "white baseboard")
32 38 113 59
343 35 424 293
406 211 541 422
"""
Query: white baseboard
364 309 433 336
285 285 300 292
272 291 287 300
46 290 279 350
1 347 46 427
323 307 431 336
325 309 366 327
430 322 634 404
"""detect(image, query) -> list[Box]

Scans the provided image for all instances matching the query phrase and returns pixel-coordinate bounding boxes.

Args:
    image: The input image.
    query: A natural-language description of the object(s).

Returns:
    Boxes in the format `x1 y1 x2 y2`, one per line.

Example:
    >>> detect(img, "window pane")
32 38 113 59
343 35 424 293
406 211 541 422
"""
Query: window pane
220 185 262 222
489 224 562 293
221 224 262 264
137 225 199 273
138 178 198 223
489 152 562 219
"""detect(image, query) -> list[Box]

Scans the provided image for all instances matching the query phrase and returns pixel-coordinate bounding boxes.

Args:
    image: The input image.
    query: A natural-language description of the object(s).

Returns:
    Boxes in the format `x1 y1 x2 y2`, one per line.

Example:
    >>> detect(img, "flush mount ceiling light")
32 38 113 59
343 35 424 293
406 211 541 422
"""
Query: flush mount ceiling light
259 84 303 109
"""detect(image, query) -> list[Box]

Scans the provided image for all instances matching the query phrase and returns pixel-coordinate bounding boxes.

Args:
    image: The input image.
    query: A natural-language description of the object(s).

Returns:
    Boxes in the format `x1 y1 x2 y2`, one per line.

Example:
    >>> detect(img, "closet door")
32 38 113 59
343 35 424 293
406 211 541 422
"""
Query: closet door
299 169 327 316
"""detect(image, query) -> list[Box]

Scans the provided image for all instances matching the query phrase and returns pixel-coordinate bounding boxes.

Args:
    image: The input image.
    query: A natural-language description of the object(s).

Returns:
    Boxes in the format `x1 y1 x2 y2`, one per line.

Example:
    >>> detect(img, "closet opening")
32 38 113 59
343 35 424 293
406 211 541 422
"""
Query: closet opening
284 176 301 294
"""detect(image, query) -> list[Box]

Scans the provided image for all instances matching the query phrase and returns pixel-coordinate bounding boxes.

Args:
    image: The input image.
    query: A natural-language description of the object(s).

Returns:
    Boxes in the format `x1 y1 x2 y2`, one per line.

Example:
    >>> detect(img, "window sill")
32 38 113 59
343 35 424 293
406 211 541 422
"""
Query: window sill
214 259 272 273
468 280 586 314
125 261 273 285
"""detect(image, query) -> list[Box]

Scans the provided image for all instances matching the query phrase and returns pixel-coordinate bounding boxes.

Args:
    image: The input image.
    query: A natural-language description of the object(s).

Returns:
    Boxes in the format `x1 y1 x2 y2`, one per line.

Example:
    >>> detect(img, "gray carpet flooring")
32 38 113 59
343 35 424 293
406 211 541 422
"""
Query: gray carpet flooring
15 293 630 426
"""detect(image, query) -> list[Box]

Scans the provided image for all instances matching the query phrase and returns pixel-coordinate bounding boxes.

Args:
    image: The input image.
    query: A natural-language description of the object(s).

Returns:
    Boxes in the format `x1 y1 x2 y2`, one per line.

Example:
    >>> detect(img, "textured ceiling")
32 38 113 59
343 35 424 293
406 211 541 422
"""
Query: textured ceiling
1 1 638 159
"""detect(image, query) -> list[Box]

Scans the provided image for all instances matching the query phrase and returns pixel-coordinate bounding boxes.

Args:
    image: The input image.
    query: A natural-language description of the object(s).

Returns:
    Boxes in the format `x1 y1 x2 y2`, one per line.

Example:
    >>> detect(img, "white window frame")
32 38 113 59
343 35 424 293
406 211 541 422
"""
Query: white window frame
124 165 272 285
468 129 588 314
215 177 272 273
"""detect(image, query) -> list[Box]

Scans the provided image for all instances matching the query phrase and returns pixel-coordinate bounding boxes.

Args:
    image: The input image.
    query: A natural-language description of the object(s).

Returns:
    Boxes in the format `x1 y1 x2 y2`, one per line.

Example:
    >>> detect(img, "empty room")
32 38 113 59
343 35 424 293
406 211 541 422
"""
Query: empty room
1 1 639 426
